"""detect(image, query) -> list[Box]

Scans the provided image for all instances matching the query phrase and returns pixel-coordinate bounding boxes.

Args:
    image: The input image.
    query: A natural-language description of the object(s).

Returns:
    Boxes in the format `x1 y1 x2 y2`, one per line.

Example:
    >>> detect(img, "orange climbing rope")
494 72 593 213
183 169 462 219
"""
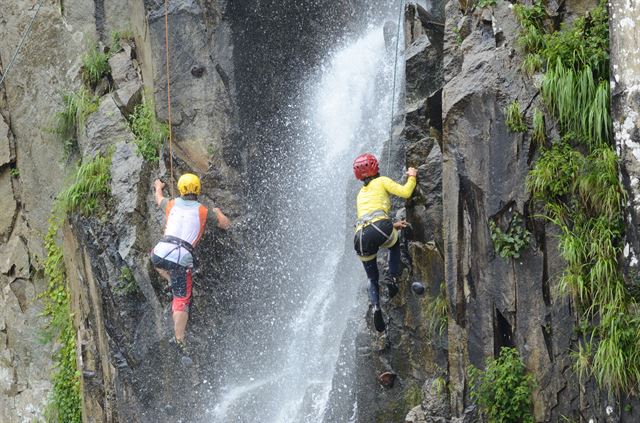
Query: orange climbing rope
164 0 176 197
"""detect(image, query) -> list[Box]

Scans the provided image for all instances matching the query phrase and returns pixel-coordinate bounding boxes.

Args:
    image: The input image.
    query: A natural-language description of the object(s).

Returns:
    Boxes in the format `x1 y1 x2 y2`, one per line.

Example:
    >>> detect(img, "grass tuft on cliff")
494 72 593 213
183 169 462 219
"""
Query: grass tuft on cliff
129 99 168 162
505 101 527 133
59 153 112 216
81 44 111 87
54 88 99 154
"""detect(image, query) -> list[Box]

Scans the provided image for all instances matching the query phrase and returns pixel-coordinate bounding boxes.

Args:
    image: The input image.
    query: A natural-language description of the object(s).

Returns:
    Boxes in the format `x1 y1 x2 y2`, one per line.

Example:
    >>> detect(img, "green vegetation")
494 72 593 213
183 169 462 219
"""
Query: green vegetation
531 108 545 147
9 168 19 178
54 88 99 154
114 266 138 296
522 53 543 76
477 0 496 8
81 45 110 86
542 60 611 149
423 281 448 336
505 101 527 133
129 100 168 162
453 26 464 47
489 214 531 259
517 0 638 393
41 215 82 423
59 154 111 216
468 347 535 423
432 376 447 395
40 152 114 421
110 30 133 55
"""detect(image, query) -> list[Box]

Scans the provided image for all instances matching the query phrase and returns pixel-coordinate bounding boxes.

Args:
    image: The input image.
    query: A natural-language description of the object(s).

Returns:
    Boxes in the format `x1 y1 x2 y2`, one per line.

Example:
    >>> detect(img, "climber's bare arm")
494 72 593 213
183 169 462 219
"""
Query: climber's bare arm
154 179 166 207
213 208 231 230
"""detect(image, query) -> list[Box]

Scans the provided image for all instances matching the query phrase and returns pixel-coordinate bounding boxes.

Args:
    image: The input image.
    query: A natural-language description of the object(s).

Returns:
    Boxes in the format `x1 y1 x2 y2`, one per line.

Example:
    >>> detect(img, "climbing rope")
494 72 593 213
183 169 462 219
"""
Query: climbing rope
0 0 45 88
385 0 405 174
163 0 176 197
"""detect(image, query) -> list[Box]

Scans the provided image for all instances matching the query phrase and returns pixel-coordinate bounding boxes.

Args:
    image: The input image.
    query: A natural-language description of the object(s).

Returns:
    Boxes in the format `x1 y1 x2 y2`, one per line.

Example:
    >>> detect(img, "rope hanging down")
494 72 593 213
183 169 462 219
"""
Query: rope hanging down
0 0 45 88
385 0 405 174
164 0 176 197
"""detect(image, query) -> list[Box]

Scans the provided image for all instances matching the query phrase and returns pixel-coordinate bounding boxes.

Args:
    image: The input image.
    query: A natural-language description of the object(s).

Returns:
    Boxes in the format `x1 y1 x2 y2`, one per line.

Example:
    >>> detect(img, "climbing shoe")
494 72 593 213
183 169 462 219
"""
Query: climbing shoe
384 276 399 299
373 306 386 332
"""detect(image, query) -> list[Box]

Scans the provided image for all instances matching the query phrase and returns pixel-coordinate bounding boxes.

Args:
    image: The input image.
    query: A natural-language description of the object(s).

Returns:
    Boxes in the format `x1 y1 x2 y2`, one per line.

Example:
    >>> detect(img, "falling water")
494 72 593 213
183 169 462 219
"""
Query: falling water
207 19 404 423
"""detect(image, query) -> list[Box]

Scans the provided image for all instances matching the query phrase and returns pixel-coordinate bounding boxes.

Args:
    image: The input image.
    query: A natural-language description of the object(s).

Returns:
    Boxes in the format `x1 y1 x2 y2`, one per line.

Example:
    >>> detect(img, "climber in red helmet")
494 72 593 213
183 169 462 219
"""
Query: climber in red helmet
353 153 417 332
151 174 231 357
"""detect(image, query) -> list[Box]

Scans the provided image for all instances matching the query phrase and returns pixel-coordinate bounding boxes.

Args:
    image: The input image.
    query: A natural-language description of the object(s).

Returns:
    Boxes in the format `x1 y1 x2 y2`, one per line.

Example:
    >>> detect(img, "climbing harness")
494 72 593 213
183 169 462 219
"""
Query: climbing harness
355 210 388 229
0 0 45 88
159 235 199 268
385 0 405 174
356 210 393 255
161 235 195 256
163 0 176 197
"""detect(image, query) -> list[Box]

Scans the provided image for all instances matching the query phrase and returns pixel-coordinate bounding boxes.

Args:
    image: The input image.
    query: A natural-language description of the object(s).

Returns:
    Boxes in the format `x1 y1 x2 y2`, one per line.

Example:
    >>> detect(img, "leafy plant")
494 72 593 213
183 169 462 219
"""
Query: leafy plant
477 0 496 8
114 266 138 295
526 140 583 202
9 168 19 178
505 101 527 133
40 215 82 423
531 108 546 147
468 347 535 423
129 100 168 162
54 88 99 154
81 45 110 86
513 0 546 30
489 213 531 259
59 154 111 216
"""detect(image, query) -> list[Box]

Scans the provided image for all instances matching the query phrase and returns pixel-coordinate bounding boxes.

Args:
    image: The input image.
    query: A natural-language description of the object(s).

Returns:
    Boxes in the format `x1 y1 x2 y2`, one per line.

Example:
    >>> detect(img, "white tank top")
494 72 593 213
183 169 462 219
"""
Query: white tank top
153 198 208 266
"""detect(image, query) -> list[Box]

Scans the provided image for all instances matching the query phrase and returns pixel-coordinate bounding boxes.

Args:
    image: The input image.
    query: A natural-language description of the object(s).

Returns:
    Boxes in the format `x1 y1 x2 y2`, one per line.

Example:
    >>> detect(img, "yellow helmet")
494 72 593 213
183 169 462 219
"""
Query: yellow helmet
177 173 201 196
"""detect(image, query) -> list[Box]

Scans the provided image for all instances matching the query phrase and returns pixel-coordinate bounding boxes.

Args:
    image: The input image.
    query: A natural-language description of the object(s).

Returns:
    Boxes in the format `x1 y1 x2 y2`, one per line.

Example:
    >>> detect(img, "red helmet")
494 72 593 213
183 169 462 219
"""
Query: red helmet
353 153 379 180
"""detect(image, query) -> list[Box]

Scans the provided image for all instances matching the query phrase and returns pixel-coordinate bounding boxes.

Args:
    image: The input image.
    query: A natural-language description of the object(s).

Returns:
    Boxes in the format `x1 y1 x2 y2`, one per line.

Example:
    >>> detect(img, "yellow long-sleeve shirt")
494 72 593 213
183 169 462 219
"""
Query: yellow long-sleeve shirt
356 176 416 229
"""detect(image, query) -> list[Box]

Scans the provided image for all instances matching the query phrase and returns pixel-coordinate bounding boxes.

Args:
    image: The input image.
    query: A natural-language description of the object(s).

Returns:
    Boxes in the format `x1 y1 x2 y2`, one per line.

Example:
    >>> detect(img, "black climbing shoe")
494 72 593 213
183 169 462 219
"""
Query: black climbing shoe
373 307 386 332
384 276 399 299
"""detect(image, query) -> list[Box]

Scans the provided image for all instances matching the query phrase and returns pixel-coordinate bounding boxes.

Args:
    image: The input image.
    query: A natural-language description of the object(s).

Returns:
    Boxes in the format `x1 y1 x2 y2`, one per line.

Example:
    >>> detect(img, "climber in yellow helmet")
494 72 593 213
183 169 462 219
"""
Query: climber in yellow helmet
352 153 417 332
151 173 231 357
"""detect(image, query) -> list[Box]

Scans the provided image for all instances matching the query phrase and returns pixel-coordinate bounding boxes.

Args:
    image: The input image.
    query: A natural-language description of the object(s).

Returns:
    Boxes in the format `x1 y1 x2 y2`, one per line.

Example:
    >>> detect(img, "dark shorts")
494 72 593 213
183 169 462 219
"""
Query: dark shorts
151 254 192 313
353 218 398 261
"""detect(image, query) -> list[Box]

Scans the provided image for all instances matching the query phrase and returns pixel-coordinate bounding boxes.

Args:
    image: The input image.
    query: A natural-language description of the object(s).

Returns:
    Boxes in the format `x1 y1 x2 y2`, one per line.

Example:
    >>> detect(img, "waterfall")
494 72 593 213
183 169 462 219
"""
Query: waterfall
206 21 403 423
